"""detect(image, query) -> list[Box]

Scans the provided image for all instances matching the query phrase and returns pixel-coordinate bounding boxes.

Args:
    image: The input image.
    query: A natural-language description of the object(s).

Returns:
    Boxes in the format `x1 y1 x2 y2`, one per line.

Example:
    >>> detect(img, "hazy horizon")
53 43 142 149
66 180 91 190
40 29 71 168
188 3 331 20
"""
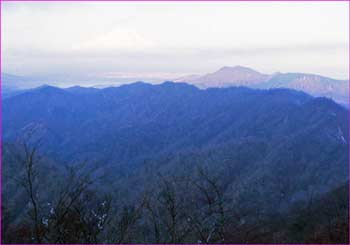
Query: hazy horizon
3 1 349 85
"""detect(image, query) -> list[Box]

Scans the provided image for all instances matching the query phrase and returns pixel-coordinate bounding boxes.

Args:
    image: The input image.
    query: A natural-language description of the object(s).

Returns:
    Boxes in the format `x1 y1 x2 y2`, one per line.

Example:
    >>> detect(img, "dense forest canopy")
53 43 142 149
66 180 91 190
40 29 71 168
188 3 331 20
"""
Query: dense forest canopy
2 82 349 243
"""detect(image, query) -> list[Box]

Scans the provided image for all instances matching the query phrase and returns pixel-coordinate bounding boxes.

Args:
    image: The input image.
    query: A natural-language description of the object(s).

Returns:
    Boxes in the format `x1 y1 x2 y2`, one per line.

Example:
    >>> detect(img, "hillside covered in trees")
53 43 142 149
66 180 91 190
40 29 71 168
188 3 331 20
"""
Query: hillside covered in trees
2 82 349 243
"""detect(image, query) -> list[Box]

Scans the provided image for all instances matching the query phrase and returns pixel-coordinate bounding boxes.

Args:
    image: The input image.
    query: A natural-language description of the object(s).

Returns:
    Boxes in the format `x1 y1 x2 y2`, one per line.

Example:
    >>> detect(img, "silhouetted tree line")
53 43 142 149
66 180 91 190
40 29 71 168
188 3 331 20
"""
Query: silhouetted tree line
2 130 348 244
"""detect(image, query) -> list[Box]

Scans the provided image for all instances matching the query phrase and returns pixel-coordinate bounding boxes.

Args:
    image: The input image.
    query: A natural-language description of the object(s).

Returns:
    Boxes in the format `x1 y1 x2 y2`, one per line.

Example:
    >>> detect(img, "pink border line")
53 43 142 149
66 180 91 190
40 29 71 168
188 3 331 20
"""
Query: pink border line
1 0 3 244
348 1 350 245
0 1 349 245
0 0 349 2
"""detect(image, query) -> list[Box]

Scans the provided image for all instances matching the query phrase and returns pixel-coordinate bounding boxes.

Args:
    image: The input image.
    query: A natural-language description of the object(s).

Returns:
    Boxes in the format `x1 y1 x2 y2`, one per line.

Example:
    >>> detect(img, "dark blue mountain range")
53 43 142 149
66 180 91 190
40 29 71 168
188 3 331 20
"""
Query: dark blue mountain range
2 81 348 243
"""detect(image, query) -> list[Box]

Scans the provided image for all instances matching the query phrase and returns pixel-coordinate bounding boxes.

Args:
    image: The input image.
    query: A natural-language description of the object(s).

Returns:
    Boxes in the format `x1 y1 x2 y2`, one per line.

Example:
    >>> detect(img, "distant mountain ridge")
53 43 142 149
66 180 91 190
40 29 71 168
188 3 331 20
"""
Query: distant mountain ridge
2 66 348 105
183 66 271 87
175 66 348 105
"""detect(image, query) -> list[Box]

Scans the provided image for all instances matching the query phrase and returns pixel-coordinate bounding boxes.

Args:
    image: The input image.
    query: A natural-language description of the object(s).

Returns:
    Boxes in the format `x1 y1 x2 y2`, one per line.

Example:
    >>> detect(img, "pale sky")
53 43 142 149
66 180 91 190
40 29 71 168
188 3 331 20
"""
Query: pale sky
2 1 349 82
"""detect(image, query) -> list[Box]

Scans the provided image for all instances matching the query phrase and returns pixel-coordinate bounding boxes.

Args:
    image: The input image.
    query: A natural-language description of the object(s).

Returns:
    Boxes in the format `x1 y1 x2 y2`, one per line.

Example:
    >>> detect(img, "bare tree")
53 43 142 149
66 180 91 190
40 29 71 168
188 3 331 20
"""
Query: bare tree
13 125 44 243
188 167 228 243
142 174 194 243
44 163 111 243
11 124 112 243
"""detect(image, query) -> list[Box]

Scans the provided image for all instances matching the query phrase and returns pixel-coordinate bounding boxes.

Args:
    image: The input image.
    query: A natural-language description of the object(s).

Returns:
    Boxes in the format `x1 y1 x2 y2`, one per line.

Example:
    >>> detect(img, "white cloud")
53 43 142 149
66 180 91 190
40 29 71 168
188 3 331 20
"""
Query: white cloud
2 1 349 80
